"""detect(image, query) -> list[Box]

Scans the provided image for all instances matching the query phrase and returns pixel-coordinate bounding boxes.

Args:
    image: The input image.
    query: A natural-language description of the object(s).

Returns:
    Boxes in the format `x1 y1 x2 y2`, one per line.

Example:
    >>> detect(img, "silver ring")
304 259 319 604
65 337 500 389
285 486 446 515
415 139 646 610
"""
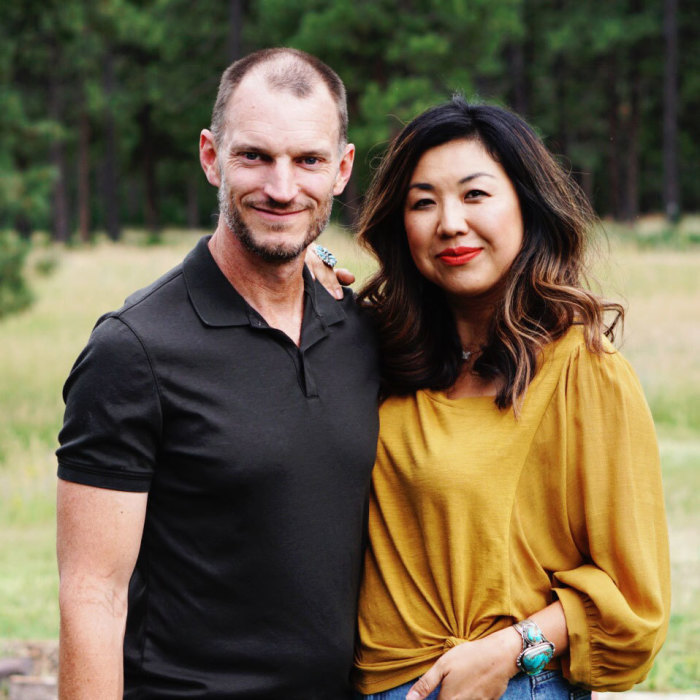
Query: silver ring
313 244 337 269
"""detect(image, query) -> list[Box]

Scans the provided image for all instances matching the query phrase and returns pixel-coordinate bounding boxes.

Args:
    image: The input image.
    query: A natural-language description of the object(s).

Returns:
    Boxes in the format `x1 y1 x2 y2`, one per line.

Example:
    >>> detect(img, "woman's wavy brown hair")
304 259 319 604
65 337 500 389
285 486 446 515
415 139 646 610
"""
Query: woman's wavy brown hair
357 97 623 411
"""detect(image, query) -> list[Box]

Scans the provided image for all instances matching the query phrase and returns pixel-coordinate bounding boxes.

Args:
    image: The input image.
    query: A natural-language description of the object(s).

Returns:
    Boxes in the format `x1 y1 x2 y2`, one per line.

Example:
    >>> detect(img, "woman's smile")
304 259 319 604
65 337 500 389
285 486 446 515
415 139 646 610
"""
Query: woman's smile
436 246 483 266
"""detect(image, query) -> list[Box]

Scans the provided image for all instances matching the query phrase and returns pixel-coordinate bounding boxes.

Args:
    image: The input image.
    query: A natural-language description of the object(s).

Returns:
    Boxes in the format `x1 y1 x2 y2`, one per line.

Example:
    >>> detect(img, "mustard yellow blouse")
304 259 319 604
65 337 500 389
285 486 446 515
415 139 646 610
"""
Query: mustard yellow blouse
354 327 670 693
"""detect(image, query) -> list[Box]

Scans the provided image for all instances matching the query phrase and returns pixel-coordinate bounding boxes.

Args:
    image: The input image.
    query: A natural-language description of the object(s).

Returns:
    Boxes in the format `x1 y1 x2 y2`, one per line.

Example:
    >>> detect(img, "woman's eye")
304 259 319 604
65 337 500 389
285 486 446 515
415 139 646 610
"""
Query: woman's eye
465 189 487 199
411 198 434 210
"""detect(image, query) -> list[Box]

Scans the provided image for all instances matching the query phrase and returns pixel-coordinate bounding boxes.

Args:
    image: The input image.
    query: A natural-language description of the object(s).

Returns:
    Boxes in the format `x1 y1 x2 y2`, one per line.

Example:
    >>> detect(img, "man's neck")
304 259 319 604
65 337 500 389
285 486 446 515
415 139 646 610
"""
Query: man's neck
208 227 307 346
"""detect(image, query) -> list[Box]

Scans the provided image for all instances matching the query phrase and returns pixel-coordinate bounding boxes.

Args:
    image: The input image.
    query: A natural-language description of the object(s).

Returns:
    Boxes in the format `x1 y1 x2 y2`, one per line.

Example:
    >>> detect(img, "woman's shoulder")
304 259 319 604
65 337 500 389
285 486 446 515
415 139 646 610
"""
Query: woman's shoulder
545 324 620 368
541 325 646 404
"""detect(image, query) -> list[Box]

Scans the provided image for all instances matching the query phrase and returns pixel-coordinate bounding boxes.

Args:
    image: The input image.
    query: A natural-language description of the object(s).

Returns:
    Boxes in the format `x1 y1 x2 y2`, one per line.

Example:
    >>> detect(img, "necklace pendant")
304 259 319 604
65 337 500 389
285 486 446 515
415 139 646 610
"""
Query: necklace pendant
461 349 472 361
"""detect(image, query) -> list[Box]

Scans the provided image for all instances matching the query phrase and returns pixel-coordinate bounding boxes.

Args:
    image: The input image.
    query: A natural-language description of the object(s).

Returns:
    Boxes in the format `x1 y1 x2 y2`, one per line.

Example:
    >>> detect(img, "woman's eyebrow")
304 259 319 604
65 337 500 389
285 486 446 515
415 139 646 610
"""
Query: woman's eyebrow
408 172 495 191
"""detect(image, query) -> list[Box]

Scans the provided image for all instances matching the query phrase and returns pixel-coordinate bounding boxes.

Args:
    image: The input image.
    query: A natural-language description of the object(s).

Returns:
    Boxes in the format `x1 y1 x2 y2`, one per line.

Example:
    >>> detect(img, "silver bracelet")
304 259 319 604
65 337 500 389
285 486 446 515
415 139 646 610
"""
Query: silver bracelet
313 244 337 269
512 619 555 676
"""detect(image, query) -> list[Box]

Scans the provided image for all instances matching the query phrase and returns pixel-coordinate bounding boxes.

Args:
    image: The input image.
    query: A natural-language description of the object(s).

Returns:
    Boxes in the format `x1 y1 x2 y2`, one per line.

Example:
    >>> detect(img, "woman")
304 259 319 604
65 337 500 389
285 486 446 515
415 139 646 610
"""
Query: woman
347 98 670 700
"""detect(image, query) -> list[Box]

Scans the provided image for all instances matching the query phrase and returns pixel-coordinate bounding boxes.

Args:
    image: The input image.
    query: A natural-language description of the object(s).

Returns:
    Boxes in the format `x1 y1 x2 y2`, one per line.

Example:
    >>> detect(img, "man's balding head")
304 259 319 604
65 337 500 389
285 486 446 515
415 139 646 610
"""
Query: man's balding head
210 48 349 150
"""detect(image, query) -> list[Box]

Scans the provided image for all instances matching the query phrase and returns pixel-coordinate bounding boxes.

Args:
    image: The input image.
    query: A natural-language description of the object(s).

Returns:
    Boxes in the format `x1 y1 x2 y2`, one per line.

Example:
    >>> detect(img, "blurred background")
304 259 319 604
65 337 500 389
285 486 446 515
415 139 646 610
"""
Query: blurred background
1 0 698 239
0 0 698 695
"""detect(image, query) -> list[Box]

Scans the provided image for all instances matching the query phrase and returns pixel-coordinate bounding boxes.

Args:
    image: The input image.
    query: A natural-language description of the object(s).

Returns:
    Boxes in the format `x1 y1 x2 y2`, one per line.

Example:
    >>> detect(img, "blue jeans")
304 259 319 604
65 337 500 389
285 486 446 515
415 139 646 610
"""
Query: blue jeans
355 670 591 699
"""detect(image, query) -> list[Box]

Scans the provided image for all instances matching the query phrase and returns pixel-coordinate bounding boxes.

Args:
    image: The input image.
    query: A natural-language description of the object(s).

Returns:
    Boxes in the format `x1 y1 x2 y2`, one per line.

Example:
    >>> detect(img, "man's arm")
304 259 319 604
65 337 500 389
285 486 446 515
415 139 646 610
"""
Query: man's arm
57 479 148 699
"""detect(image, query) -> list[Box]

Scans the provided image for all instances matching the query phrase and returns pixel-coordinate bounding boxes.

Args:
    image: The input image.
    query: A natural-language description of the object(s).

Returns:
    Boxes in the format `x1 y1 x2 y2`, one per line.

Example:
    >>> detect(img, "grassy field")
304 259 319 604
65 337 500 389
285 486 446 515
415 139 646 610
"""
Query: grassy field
0 224 698 689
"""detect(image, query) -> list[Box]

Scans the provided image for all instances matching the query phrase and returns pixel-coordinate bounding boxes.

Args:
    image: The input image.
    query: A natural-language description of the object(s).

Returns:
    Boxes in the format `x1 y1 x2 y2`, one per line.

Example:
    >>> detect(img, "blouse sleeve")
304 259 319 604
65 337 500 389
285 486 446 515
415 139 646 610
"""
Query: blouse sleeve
551 341 671 691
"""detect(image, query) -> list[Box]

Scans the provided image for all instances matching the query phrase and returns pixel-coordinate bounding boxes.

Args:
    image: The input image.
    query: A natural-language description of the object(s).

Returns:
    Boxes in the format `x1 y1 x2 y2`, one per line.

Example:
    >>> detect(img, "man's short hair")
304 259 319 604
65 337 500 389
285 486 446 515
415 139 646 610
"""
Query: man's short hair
210 48 348 149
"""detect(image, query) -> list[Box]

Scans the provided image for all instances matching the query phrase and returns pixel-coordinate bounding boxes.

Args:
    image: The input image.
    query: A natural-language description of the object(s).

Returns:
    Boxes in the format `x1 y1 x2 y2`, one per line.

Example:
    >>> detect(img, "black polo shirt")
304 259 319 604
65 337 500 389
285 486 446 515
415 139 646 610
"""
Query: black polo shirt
57 236 380 699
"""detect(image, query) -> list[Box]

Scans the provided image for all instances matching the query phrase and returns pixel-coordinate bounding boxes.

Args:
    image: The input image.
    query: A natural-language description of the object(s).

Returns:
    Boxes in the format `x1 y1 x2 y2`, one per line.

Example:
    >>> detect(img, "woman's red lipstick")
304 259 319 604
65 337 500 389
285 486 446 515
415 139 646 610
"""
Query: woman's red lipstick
436 247 482 266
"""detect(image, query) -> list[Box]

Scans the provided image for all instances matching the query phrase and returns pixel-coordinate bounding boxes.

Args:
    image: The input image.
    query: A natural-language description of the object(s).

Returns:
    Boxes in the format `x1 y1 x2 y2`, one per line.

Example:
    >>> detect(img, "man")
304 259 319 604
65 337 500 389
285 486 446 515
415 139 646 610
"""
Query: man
56 48 379 699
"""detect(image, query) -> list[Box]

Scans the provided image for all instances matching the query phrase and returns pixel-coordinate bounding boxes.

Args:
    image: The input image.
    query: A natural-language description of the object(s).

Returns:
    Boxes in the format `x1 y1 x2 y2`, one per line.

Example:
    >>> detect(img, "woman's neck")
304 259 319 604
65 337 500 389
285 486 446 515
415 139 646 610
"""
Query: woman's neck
449 296 497 351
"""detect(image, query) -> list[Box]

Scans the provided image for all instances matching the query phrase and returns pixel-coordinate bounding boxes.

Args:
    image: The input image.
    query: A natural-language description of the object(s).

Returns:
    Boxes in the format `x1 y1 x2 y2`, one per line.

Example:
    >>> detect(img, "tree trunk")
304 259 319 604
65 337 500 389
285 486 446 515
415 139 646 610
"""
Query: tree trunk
13 214 33 239
339 175 360 227
580 170 594 207
506 42 527 116
228 0 244 63
621 74 640 222
506 0 529 116
77 108 91 242
663 0 680 222
139 104 160 235
101 48 121 241
187 176 200 230
605 56 621 220
619 0 645 223
49 41 70 242
552 49 568 157
340 90 362 226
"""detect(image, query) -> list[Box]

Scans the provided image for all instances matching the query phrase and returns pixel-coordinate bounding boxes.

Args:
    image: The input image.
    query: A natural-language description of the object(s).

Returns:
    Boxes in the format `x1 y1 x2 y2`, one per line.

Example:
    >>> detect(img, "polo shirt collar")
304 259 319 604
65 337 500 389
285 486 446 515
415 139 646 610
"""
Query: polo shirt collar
303 264 347 328
182 235 347 329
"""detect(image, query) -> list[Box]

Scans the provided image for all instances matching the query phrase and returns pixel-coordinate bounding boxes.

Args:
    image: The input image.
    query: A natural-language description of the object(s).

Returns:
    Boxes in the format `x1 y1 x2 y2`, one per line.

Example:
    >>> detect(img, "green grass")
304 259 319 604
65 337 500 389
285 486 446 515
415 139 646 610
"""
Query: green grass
0 224 698 690
592 232 700 437
0 526 58 639
639 439 700 691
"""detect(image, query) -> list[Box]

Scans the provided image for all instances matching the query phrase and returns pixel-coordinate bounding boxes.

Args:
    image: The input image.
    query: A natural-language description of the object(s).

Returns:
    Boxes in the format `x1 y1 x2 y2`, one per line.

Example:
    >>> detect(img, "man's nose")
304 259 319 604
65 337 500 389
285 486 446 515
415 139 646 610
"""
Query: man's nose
262 161 299 203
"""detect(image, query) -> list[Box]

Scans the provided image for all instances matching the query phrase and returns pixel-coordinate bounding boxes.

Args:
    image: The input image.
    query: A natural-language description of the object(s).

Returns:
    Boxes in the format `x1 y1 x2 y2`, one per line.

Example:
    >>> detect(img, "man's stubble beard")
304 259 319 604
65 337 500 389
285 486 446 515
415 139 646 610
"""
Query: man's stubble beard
217 179 333 264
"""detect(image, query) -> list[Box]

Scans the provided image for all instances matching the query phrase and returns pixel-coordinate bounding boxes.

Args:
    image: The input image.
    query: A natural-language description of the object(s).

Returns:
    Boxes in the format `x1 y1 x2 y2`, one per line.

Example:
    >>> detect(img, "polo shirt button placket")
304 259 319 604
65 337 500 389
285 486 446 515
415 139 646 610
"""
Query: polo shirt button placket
298 351 319 398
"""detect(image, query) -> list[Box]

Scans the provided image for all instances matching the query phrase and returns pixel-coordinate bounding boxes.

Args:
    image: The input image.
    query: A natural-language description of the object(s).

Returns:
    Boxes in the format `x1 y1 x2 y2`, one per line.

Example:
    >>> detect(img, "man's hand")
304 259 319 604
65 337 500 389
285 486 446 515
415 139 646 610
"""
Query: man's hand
406 627 520 700
304 246 355 299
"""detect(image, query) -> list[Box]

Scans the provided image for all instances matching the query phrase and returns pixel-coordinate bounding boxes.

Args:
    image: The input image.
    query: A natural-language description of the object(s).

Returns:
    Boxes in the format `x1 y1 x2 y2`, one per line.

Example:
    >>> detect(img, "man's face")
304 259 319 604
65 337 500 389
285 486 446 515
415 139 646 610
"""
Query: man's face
213 75 353 264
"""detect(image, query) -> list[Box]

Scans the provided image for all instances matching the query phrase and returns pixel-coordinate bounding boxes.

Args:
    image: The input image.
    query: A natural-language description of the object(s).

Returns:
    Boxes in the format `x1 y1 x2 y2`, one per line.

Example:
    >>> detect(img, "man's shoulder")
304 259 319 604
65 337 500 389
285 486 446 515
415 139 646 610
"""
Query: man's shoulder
119 263 185 317
108 236 212 325
83 261 190 361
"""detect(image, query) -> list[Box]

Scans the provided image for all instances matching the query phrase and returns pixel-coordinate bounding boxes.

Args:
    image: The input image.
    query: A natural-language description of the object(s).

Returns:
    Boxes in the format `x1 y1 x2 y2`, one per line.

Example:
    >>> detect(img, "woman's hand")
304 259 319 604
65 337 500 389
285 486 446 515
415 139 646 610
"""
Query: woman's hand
304 246 355 299
406 627 520 700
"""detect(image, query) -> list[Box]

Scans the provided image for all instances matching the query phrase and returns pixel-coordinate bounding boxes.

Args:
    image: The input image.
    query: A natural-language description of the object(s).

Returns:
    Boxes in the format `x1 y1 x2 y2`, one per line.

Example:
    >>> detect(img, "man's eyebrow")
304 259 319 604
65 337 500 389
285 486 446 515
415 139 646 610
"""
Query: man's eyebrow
407 172 496 191
295 148 333 159
227 143 333 159
228 143 269 154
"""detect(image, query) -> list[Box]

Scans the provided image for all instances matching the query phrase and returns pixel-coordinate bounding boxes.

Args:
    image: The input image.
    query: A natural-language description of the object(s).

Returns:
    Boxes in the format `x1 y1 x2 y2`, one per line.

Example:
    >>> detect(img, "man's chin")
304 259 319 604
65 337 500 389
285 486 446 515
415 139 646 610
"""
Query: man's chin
255 246 306 264
240 235 316 264
223 204 327 265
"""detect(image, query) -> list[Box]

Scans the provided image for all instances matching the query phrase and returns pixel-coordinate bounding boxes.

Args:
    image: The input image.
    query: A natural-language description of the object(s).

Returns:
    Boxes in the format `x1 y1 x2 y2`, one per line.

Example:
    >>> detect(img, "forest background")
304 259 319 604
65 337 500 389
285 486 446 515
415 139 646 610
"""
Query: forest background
0 0 698 694
1 0 698 240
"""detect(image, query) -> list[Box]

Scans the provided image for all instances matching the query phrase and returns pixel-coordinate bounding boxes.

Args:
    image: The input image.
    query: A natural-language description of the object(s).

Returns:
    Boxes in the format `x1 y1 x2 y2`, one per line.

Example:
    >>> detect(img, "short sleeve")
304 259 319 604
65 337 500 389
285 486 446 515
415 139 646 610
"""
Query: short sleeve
552 342 671 691
57 315 162 492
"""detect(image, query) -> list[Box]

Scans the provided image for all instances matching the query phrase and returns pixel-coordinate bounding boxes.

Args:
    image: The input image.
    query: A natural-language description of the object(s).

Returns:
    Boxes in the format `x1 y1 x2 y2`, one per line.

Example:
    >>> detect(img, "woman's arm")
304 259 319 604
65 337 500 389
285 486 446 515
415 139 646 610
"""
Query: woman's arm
551 344 670 690
406 602 568 700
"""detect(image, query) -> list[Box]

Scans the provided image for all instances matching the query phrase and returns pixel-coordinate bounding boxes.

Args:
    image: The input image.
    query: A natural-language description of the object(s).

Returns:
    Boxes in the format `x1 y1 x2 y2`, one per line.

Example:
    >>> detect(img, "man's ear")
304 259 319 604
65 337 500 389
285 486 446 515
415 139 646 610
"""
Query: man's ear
332 143 355 196
200 129 221 188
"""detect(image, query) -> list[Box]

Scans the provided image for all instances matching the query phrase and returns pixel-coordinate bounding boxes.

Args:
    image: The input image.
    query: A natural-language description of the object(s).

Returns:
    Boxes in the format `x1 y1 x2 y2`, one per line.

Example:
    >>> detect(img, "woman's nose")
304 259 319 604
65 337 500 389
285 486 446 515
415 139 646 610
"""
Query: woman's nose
437 199 468 237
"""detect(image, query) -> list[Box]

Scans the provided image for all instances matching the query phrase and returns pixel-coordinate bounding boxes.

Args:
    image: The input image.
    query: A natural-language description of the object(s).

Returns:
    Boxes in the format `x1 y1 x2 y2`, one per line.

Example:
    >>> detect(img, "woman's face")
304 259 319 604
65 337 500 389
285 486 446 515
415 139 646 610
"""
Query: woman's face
403 138 523 302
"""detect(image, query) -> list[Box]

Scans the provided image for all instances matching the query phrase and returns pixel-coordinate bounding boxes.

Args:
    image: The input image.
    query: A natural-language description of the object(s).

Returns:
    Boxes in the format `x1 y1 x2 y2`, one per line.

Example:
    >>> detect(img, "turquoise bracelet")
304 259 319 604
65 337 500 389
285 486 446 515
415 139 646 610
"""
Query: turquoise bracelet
513 619 555 676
